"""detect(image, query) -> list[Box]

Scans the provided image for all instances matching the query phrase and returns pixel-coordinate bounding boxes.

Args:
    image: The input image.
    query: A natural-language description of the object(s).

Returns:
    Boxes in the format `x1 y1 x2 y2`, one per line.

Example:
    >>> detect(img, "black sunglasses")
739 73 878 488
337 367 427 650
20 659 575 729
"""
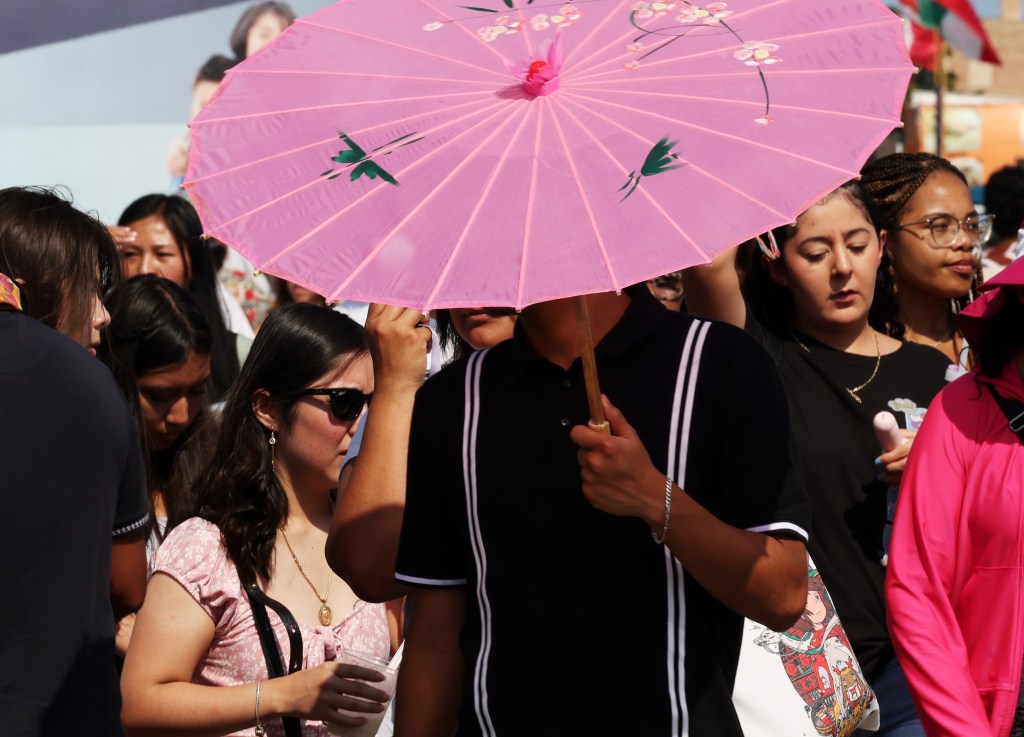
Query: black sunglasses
295 388 371 422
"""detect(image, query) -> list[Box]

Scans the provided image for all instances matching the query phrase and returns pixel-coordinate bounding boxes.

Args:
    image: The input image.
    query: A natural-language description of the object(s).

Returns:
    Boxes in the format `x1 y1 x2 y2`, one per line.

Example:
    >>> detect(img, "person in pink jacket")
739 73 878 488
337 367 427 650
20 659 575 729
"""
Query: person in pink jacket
886 254 1024 737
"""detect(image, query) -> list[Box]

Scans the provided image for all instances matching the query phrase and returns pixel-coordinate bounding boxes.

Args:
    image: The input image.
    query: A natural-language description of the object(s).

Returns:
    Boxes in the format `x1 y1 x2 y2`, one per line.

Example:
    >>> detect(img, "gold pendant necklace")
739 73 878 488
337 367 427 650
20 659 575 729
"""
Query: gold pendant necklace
280 529 333 626
793 329 881 404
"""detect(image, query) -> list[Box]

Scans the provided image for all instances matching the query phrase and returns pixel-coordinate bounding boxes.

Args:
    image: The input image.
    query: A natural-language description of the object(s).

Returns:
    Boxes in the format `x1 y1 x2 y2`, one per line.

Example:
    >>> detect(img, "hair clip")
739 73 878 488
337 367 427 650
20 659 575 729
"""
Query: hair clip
756 232 781 260
0 271 23 313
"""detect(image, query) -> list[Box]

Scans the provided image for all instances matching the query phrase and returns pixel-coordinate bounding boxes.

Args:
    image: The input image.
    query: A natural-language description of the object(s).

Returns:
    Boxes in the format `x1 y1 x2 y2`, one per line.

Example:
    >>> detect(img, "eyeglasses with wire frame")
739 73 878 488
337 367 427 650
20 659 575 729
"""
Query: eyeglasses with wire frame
894 213 994 249
294 388 371 422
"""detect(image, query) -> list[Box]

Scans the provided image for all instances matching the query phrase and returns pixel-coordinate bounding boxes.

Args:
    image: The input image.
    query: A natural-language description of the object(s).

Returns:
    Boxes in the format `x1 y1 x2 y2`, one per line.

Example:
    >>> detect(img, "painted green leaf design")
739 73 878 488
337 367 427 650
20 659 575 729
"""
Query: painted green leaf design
460 5 498 11
503 0 513 7
322 130 423 187
352 161 399 186
619 138 685 202
331 149 363 164
640 137 684 177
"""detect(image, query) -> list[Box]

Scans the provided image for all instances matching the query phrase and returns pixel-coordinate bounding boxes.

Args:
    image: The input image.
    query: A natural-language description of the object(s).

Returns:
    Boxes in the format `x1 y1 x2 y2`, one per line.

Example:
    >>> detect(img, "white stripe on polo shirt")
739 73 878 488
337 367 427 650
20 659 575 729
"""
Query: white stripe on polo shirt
746 521 810 541
393 573 468 586
665 319 696 737
462 349 497 737
676 319 711 737
663 318 710 737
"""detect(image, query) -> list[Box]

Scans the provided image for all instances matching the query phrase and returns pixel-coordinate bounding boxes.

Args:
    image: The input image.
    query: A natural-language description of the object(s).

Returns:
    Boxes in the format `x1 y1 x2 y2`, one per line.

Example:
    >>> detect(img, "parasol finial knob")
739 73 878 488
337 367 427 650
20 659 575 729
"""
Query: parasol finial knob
519 32 564 97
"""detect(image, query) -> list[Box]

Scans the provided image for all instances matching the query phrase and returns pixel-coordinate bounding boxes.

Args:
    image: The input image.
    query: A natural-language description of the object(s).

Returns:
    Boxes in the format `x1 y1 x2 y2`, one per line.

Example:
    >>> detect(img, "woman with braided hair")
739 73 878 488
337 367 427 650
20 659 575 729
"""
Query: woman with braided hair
860 153 990 374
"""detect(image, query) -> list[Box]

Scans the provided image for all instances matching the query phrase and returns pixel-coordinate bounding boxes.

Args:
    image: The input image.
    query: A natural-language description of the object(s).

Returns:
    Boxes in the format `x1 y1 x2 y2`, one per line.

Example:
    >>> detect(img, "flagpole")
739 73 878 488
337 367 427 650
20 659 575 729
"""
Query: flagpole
934 29 944 157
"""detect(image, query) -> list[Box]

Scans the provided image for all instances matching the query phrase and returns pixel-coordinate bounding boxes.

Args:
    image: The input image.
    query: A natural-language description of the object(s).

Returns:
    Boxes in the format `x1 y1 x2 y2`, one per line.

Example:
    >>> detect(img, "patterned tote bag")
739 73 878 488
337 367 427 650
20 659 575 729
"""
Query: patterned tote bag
733 556 880 737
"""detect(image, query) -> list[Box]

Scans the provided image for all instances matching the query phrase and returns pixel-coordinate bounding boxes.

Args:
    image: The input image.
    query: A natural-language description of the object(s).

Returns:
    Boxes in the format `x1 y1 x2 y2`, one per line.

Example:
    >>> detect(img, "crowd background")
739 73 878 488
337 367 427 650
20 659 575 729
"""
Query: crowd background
3 1 1024 736
0 0 331 224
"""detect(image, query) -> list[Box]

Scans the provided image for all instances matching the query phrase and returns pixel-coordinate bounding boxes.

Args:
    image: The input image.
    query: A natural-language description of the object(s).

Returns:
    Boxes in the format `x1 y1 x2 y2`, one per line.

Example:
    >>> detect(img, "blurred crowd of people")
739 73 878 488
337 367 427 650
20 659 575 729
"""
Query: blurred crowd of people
3 3 1024 737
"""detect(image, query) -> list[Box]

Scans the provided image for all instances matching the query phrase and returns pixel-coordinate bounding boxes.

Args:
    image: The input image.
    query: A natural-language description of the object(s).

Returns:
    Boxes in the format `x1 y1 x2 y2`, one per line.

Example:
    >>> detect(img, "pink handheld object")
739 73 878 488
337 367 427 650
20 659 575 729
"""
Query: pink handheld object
873 412 904 452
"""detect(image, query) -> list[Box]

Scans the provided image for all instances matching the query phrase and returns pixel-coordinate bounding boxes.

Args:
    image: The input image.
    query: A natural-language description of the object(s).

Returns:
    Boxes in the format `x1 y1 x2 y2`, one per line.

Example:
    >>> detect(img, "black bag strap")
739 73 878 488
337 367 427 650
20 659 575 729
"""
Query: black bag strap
246 581 303 737
986 384 1024 443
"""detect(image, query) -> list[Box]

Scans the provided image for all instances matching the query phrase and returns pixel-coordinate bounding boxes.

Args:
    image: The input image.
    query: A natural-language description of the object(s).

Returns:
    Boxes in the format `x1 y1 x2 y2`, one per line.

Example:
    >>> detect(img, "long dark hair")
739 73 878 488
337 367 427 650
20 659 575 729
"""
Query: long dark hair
0 186 119 344
860 152 981 317
974 289 1024 379
742 181 902 337
118 194 240 400
196 304 368 584
99 275 213 538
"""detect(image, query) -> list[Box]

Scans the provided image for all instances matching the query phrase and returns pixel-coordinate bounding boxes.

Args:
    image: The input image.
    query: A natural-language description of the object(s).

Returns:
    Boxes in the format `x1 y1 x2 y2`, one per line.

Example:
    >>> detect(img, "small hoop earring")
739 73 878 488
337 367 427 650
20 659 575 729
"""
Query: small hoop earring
269 430 277 471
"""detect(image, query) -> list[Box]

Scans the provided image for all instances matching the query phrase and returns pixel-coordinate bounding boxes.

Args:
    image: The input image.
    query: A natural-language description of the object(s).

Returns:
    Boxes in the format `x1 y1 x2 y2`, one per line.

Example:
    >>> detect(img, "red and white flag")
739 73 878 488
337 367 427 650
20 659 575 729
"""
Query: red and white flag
899 0 1001 70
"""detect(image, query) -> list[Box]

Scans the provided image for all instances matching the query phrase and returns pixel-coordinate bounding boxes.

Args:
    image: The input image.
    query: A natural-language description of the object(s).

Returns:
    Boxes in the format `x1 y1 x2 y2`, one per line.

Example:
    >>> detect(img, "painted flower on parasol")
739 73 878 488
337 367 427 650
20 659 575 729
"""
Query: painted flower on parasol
185 0 912 424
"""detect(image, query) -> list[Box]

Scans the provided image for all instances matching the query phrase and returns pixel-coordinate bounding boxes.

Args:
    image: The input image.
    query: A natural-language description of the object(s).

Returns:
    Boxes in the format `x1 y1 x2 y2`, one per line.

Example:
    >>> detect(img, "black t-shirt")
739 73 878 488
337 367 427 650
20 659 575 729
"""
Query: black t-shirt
396 291 809 737
0 313 148 736
746 314 949 680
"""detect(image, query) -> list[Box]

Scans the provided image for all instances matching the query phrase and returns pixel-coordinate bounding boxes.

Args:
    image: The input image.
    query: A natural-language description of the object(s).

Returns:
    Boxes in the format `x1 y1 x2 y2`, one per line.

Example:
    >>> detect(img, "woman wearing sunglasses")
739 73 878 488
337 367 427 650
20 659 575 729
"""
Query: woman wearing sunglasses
861 153 990 371
122 303 400 737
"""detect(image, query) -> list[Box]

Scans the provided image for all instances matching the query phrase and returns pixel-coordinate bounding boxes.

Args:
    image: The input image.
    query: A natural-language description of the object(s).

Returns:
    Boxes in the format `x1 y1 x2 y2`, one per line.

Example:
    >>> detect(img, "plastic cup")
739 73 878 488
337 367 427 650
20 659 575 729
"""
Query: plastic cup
328 649 399 737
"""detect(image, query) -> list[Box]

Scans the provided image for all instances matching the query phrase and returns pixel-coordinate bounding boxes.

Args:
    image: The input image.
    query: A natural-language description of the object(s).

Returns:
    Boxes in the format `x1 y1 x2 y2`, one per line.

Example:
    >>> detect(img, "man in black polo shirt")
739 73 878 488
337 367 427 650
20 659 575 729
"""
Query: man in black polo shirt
394 288 809 737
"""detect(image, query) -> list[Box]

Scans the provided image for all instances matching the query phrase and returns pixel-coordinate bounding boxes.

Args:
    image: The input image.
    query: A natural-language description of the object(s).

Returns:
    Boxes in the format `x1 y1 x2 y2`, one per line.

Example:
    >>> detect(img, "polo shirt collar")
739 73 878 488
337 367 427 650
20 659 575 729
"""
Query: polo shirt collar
500 286 669 380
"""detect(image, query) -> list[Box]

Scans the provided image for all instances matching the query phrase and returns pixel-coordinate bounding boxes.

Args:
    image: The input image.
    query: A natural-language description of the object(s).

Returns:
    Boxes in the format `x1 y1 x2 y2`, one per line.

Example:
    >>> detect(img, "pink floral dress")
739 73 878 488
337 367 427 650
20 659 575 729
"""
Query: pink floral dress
151 517 391 737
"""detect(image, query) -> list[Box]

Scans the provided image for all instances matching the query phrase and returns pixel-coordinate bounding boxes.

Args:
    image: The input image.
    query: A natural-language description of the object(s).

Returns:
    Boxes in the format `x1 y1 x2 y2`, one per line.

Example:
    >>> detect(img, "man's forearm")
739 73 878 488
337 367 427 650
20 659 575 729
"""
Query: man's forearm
658 482 806 631
328 385 417 602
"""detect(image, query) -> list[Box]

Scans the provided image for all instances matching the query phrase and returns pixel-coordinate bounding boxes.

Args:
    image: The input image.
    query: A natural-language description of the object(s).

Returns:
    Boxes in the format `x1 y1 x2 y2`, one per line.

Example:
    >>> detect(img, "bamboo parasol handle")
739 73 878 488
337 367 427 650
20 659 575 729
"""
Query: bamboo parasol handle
573 295 611 435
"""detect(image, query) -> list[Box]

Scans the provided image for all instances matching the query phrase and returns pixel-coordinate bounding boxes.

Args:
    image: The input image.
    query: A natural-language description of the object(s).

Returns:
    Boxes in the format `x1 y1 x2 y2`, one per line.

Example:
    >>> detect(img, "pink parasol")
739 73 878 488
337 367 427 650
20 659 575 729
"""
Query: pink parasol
185 0 912 425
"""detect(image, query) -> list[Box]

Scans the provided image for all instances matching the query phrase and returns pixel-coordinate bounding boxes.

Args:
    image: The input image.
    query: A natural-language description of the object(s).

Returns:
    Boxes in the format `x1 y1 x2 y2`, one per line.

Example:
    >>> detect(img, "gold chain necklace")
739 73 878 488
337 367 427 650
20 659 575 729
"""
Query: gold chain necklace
280 529 333 626
793 330 881 404
905 327 950 349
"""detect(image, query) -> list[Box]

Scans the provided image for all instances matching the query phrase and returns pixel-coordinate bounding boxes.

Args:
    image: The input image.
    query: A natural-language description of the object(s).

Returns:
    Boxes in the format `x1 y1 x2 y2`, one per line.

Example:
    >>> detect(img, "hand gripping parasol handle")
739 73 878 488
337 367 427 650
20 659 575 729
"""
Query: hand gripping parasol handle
573 296 610 435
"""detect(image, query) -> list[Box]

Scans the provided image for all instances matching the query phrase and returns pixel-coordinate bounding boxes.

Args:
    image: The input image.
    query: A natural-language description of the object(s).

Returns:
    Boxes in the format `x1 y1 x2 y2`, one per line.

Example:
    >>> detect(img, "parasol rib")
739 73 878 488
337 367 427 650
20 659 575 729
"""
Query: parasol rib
574 66 913 83
192 89 494 126
571 18 902 84
562 91 860 177
565 86 902 124
231 68 503 85
560 0 631 72
207 101 508 245
186 95 496 187
296 18 510 81
416 0 521 67
566 91 877 235
515 101 545 309
555 95 788 254
548 106 620 288
425 103 538 307
325 106 530 302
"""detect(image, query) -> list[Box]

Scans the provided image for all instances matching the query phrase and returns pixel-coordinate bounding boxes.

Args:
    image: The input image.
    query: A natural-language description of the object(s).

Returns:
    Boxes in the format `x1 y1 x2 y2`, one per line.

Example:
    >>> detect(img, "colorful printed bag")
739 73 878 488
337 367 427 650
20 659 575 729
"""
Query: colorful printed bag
733 555 879 737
